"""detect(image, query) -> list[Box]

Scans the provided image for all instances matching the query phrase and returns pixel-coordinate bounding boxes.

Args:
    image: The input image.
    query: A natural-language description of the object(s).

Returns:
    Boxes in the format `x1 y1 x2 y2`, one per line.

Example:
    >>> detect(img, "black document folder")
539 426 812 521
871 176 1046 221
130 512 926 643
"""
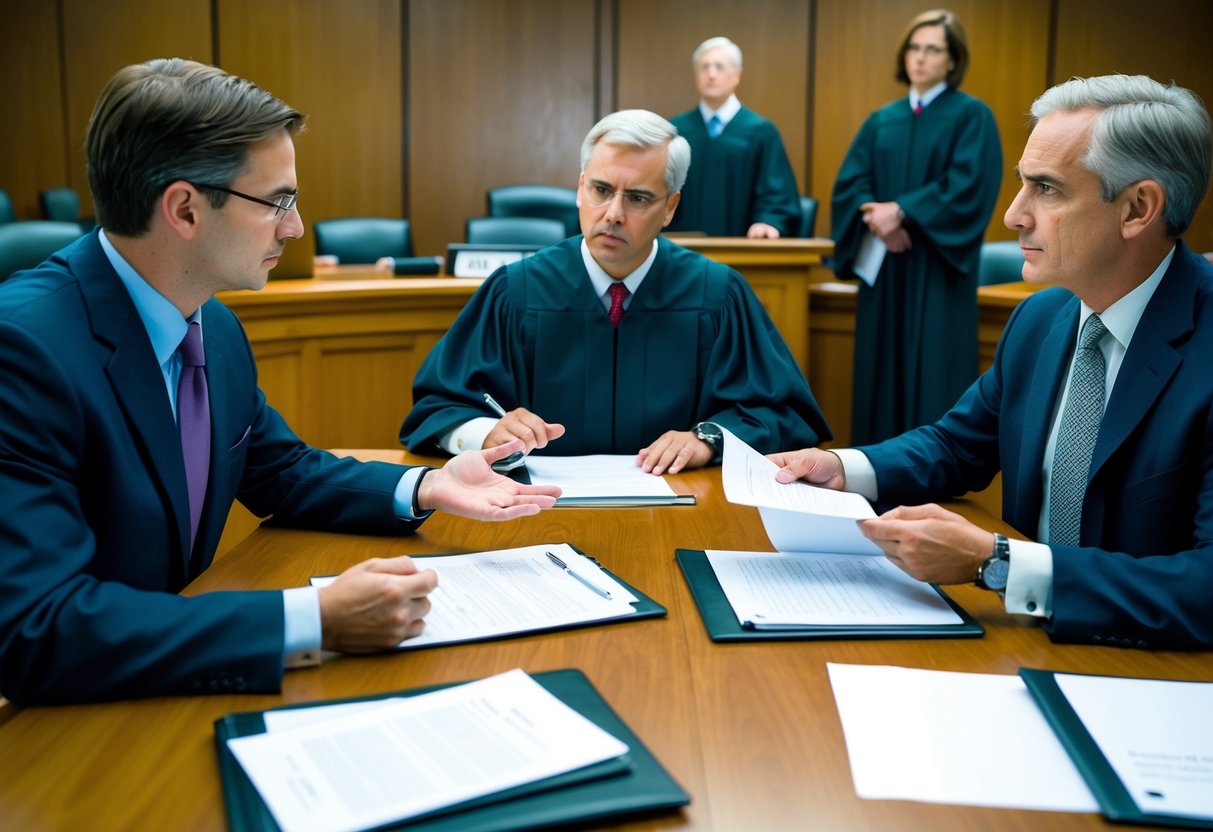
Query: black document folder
676 548 983 641
1020 669 1213 830
215 668 690 832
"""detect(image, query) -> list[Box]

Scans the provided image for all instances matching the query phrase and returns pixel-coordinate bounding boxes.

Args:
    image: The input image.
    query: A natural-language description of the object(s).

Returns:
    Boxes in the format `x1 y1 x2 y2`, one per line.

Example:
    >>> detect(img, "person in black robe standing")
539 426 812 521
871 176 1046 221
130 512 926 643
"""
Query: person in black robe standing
832 9 1002 444
668 37 802 238
400 109 830 474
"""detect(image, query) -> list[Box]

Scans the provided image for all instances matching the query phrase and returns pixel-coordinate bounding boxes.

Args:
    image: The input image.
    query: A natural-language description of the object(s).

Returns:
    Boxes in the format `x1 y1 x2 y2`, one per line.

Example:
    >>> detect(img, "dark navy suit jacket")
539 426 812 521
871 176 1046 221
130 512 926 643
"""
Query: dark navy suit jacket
0 232 418 704
862 242 1213 649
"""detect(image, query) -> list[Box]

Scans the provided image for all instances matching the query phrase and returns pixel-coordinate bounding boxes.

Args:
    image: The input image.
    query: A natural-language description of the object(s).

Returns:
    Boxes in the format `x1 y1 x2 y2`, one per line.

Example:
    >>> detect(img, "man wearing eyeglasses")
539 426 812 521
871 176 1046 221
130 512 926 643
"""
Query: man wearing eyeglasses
666 37 802 239
0 59 560 705
401 109 829 475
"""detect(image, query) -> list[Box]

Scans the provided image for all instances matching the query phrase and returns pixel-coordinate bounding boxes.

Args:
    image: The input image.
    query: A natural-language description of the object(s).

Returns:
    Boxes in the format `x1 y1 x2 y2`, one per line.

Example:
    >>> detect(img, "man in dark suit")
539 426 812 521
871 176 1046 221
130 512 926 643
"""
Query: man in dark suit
770 74 1213 650
0 59 559 705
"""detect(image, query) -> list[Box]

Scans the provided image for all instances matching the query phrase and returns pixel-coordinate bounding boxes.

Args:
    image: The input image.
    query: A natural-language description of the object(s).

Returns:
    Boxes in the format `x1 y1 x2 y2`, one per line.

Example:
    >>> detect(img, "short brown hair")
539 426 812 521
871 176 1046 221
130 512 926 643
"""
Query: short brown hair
86 58 305 236
894 9 970 88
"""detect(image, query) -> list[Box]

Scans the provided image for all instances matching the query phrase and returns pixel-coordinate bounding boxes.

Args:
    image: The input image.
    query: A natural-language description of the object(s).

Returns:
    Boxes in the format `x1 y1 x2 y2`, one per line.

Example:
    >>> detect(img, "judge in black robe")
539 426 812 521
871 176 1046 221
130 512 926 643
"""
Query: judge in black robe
832 10 1002 445
399 235 830 457
669 105 802 237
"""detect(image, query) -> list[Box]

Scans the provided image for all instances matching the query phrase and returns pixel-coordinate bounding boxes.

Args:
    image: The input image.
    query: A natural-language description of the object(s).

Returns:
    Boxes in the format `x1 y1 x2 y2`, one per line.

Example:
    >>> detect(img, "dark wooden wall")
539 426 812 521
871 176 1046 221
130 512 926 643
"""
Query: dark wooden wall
3 0 1211 257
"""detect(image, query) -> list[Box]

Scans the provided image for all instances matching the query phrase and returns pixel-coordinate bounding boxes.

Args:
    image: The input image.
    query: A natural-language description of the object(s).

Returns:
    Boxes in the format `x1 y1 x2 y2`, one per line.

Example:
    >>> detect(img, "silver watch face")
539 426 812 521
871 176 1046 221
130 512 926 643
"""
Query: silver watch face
980 556 1010 591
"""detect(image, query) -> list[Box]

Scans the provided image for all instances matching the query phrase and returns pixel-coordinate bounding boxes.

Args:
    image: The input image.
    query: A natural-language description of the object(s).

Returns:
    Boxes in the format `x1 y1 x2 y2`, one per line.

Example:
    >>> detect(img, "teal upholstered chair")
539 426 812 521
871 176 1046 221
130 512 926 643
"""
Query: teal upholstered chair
0 188 15 225
486 185 579 237
796 195 818 238
465 216 567 247
313 217 414 264
0 221 87 282
39 187 81 223
978 240 1026 285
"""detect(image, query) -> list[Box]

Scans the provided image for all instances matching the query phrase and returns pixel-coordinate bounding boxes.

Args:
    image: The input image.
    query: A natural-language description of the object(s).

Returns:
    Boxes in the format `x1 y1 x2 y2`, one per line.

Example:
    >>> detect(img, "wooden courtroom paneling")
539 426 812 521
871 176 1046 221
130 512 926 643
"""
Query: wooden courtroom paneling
1053 0 1213 253
812 0 1051 248
59 0 214 219
616 0 810 196
0 4 68 220
217 0 404 242
407 0 598 256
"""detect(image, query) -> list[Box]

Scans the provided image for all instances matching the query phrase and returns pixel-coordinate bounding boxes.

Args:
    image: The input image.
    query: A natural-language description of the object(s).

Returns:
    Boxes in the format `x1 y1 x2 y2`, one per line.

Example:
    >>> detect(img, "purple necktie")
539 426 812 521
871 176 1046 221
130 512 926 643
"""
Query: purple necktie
178 322 210 553
608 282 629 327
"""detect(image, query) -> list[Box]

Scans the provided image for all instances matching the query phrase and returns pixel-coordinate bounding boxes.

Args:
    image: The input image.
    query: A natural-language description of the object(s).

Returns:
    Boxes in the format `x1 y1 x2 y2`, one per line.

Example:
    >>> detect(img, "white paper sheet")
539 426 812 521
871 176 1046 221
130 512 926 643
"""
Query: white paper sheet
312 544 639 648
524 454 679 504
721 428 881 555
228 669 630 832
828 663 1098 812
853 232 886 287
1055 674 1213 820
706 550 962 627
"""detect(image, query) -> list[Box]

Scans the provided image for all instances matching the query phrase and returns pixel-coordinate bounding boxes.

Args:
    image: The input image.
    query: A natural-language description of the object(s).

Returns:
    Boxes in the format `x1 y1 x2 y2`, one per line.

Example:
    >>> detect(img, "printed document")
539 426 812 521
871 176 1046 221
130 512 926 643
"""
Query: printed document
706 549 961 627
1054 674 1213 820
828 663 1099 812
720 428 881 555
312 544 638 648
853 232 886 286
524 454 681 505
227 668 630 832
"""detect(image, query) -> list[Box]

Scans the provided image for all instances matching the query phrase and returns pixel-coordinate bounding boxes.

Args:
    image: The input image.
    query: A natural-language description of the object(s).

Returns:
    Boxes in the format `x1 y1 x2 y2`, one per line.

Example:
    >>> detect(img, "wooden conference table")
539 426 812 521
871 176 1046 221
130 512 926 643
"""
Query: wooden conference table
1 452 1208 831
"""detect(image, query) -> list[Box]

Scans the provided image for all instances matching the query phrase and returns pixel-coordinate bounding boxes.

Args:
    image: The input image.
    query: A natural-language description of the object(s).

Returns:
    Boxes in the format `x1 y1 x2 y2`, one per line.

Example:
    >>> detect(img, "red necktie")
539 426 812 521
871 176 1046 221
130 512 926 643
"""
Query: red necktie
913 102 923 116
178 322 210 553
608 282 629 328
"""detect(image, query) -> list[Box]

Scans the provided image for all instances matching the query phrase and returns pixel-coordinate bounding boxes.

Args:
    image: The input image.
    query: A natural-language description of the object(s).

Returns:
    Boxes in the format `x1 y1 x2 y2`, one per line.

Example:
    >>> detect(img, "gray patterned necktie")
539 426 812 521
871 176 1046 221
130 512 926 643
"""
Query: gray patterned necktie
1048 314 1108 547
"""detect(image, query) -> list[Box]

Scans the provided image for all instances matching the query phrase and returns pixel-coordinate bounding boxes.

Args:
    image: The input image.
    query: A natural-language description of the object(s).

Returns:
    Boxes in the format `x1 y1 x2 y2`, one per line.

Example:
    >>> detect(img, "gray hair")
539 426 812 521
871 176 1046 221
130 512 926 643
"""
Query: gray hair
579 109 691 194
693 36 743 69
1032 74 1211 238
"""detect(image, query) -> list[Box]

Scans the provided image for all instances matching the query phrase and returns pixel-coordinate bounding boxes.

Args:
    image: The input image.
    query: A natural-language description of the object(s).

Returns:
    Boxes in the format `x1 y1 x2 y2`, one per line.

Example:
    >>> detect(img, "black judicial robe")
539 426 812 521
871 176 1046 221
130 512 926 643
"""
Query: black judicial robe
668 106 802 237
399 236 830 456
832 87 1002 445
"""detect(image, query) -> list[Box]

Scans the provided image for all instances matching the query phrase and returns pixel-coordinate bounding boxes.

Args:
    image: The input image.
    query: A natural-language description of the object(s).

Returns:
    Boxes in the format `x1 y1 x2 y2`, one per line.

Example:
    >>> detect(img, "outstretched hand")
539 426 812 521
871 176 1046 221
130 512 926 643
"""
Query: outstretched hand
417 439 561 520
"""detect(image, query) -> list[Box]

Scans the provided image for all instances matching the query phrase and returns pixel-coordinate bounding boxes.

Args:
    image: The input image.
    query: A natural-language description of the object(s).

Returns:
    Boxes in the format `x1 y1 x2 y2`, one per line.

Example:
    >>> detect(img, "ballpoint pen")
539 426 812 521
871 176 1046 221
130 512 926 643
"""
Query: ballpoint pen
546 550 613 600
482 392 524 468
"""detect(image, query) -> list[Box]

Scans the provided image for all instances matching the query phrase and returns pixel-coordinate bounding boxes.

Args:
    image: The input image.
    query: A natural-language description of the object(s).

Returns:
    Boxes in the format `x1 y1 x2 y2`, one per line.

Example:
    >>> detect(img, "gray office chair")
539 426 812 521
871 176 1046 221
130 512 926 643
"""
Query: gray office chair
0 188 15 224
486 185 579 237
796 195 818 238
466 216 567 247
314 217 414 263
978 240 1025 285
0 221 87 282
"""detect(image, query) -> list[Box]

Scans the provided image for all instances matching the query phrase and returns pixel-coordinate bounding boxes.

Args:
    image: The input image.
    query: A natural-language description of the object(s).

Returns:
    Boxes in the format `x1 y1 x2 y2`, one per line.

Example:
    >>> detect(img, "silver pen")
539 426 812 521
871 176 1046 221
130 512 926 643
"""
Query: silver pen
482 392 524 468
546 550 613 600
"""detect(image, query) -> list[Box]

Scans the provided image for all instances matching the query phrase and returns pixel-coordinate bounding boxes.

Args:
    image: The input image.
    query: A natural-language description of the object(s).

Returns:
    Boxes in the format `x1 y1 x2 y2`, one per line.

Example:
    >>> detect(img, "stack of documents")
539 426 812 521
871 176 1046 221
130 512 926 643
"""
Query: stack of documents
675 430 980 640
523 455 694 506
216 668 691 832
829 664 1213 828
311 544 665 650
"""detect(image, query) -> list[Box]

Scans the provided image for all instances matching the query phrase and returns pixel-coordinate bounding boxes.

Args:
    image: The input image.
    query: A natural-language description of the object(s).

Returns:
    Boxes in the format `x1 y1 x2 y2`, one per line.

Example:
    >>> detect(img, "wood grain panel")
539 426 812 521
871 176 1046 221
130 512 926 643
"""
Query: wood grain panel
617 0 810 194
407 0 597 256
813 0 1051 245
59 0 214 218
1053 0 1213 252
217 0 403 245
0 3 68 219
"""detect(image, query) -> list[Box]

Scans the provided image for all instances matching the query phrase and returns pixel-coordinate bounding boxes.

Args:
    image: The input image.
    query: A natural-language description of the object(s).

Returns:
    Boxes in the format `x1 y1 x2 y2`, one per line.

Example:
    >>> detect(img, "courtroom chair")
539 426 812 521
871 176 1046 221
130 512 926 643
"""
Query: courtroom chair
465 216 567 247
39 187 82 224
978 240 1026 286
796 195 818 238
486 185 579 237
313 217 414 264
0 221 87 282
0 188 15 224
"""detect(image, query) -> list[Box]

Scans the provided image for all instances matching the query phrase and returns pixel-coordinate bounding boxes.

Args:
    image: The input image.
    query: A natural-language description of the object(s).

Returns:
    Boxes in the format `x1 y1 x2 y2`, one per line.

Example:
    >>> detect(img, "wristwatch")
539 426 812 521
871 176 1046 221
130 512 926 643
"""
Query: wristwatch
975 533 1010 592
692 421 724 464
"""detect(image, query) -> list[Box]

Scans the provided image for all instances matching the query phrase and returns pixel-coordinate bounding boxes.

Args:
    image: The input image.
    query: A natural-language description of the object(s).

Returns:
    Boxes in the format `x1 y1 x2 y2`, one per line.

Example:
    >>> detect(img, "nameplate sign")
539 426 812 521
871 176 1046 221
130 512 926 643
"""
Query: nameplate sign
447 243 543 278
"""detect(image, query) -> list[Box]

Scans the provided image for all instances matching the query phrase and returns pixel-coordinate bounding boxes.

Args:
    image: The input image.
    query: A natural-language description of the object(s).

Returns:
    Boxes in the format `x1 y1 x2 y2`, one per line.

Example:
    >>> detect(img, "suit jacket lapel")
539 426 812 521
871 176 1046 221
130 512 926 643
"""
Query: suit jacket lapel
73 235 194 565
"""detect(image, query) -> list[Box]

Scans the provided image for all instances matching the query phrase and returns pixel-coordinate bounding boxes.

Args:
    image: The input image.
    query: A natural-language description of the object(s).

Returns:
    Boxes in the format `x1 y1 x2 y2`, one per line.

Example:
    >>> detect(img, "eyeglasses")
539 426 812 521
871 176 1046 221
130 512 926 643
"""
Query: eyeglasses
583 182 668 214
905 43 947 57
191 182 298 219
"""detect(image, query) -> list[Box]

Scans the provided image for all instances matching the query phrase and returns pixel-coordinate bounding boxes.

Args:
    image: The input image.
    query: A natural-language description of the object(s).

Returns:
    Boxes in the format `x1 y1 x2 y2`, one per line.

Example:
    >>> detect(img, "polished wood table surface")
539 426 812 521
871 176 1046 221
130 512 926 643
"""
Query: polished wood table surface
1 452 1207 831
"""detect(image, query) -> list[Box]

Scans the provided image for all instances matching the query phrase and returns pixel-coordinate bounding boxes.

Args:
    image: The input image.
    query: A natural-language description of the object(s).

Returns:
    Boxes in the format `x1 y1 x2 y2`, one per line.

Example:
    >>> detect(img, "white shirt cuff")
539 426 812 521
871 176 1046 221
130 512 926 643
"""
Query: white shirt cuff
832 448 879 501
282 586 322 668
438 417 498 455
1005 539 1052 618
393 467 433 520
